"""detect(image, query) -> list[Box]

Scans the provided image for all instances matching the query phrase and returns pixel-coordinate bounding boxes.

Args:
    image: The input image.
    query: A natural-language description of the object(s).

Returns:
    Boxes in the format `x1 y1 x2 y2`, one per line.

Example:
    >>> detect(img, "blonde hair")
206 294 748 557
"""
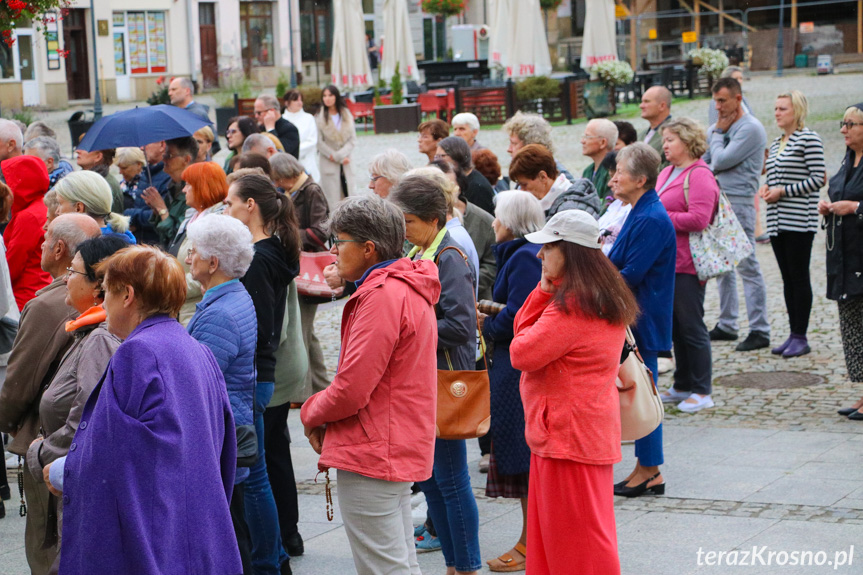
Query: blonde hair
662 118 708 160
115 147 146 168
777 90 808 130
844 106 863 123
53 170 131 233
406 166 459 216
194 125 215 144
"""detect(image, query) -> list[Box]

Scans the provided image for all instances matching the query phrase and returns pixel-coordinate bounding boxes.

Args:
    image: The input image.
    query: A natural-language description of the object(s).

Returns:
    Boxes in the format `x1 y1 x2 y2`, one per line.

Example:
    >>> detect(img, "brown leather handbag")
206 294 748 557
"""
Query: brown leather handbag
433 246 491 440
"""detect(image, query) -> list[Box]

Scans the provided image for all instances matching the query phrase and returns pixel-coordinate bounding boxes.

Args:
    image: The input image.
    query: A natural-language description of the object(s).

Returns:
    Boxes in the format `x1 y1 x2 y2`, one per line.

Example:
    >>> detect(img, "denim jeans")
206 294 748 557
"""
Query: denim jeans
418 439 482 572
244 381 288 575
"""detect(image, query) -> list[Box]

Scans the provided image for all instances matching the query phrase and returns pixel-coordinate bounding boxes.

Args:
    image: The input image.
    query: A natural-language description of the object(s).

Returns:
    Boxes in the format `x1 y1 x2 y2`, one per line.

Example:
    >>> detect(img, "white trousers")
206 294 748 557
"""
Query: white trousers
337 469 421 575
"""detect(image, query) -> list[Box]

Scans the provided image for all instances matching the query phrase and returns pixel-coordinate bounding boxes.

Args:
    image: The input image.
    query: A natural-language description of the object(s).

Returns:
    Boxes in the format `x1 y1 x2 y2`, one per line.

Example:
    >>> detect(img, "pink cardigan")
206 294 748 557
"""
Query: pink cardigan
656 159 720 276
511 286 624 465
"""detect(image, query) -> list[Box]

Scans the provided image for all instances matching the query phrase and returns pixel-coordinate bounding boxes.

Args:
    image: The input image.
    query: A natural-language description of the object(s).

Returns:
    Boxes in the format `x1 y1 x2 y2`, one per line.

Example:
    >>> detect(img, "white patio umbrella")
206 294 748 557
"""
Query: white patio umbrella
506 0 552 78
381 0 419 83
580 0 618 70
488 0 512 77
330 0 373 89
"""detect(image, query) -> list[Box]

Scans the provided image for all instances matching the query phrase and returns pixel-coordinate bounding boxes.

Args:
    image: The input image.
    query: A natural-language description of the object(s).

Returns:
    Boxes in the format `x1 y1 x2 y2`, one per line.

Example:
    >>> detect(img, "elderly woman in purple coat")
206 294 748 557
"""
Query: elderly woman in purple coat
43 245 242 575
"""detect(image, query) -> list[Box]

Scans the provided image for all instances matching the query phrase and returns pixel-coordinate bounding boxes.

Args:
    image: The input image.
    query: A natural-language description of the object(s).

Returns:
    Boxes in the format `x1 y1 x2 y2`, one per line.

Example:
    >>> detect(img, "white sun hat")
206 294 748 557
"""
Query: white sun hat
524 209 602 249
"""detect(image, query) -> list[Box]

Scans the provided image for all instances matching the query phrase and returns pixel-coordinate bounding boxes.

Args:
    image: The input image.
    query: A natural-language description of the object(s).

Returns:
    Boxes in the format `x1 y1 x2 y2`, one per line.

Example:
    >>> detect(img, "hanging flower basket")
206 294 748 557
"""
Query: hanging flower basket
421 0 465 18
1 0 72 47
590 60 634 115
688 48 729 90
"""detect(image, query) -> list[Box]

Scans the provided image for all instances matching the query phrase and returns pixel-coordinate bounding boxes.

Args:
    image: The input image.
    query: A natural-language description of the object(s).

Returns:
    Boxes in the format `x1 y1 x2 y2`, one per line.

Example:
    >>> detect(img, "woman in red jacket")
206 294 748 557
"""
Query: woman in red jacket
2 155 51 311
301 195 441 575
511 209 638 575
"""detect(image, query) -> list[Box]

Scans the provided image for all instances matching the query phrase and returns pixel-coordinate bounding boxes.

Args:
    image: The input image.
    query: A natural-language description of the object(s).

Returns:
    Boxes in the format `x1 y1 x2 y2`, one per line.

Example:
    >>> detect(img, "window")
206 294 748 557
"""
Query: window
240 2 274 68
0 42 13 79
127 11 167 74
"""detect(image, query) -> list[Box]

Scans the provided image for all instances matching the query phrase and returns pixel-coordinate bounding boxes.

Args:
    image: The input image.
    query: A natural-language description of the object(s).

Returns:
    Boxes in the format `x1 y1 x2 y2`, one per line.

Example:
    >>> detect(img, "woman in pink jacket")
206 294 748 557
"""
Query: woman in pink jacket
300 195 441 575
655 118 720 412
511 209 638 575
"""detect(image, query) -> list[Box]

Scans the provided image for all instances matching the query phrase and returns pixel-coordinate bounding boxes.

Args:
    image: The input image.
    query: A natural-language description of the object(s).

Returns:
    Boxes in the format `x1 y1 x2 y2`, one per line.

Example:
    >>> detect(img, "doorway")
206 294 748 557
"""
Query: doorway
199 3 218 89
16 30 39 106
63 8 90 100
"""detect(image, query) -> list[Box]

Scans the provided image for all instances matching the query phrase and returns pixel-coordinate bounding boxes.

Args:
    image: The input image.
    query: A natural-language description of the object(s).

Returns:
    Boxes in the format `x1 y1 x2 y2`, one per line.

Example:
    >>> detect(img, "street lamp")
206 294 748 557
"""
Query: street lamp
776 0 785 76
89 0 103 119
288 0 297 87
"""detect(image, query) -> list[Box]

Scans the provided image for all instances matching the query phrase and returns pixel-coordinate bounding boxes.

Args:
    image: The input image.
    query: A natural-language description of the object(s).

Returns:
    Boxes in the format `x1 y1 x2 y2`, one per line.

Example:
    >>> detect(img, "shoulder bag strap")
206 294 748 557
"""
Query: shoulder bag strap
433 245 489 372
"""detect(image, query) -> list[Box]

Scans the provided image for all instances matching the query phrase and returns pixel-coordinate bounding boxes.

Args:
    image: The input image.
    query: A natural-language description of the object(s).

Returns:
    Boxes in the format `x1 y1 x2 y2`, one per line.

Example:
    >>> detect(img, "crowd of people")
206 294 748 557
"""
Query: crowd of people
0 68 858 575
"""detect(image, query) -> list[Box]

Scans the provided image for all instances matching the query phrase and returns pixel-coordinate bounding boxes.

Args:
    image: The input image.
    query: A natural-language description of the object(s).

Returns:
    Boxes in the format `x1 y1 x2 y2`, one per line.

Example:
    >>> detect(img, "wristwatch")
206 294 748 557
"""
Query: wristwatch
158 208 168 216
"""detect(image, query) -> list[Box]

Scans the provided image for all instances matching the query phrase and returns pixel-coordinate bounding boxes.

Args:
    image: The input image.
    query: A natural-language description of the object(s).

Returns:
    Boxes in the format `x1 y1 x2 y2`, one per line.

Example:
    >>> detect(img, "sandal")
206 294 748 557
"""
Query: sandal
487 542 527 572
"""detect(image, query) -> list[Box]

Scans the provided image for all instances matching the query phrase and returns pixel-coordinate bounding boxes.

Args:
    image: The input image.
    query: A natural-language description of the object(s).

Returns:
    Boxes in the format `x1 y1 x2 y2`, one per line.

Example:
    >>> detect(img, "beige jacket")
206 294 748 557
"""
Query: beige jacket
0 277 75 455
316 109 357 210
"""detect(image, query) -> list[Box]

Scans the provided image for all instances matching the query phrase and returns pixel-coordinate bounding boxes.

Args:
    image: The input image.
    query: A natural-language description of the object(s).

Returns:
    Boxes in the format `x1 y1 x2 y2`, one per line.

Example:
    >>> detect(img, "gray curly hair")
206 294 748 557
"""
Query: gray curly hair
186 215 255 279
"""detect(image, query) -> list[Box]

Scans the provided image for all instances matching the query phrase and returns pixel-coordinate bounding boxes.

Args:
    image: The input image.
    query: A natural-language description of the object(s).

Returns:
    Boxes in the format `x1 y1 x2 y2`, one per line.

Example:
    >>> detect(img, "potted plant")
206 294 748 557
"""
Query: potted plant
214 73 254 137
146 76 172 106
688 47 729 91
374 63 421 134
590 60 634 115
515 75 561 117
421 0 465 60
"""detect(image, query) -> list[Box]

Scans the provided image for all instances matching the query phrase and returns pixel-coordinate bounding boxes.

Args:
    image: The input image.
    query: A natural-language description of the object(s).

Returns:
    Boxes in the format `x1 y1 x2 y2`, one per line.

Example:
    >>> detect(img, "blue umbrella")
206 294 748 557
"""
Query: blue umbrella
76 105 213 152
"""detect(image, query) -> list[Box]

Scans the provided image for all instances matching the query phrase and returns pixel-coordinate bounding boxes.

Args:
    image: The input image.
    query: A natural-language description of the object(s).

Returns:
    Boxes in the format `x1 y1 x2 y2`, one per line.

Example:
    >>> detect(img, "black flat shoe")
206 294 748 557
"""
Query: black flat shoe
848 411 863 421
285 531 304 557
838 407 860 416
0 483 9 501
614 479 629 490
614 473 665 497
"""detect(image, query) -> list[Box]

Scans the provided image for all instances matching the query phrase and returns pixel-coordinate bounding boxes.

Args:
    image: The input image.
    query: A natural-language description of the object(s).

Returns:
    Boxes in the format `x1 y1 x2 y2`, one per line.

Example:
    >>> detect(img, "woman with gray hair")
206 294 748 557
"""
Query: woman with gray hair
478 190 545 572
184 214 257 574
115 147 159 245
53 171 136 244
300 194 440 575
608 142 676 497
452 112 484 151
437 136 495 215
368 149 413 198
390 174 481 575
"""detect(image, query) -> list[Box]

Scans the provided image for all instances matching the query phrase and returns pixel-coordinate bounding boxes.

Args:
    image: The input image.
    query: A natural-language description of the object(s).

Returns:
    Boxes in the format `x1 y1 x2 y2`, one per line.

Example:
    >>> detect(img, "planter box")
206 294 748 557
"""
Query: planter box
215 106 237 139
374 103 421 134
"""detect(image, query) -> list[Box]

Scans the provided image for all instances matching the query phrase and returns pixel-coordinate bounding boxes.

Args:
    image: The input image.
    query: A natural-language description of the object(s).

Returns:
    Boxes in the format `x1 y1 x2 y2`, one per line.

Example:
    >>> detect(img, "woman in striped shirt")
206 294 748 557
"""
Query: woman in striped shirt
759 91 825 357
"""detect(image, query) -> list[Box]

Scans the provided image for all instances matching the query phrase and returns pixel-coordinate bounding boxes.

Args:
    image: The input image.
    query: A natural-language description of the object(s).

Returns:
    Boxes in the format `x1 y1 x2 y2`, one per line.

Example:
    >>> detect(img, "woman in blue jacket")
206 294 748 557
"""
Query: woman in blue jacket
479 191 545 572
185 214 258 574
608 143 676 498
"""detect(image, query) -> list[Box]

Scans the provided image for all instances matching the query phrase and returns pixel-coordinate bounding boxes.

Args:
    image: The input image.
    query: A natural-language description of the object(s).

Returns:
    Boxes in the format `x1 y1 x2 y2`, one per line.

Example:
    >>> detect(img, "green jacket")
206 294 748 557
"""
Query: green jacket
150 181 188 248
640 115 672 169
582 162 610 201
105 173 124 214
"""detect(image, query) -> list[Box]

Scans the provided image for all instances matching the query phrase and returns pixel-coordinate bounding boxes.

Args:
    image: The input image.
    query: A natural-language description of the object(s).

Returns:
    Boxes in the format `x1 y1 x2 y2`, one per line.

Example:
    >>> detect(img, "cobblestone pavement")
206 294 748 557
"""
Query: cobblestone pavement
3 71 863 574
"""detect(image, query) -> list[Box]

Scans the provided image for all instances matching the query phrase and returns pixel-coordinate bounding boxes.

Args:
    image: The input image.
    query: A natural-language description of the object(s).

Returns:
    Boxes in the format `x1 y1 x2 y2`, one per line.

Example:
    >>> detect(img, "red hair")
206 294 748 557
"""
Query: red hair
182 162 228 209
96 245 187 317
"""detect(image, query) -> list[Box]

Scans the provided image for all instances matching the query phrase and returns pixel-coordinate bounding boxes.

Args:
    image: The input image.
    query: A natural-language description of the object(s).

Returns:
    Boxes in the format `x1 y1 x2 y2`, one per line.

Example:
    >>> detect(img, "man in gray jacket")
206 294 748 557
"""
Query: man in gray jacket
0 214 99 573
704 77 770 351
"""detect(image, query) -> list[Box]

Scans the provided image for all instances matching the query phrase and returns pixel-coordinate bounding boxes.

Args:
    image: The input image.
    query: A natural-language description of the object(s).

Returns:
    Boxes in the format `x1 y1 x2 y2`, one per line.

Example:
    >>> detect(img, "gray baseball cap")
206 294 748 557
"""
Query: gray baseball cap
524 209 601 249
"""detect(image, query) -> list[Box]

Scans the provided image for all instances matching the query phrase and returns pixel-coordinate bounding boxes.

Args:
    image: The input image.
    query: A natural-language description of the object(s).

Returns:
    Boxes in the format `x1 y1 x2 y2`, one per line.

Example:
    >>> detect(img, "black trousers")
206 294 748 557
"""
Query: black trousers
231 483 254 575
264 402 300 544
770 231 815 336
671 273 713 396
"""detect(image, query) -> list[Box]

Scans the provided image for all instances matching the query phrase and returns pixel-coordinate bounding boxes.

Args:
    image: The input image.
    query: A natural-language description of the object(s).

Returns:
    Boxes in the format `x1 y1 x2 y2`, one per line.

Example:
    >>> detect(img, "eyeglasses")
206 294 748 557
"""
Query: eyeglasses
581 135 603 140
369 175 384 183
331 238 362 251
186 247 197 258
254 110 266 116
434 153 450 160
226 129 238 136
840 121 863 130
65 266 87 278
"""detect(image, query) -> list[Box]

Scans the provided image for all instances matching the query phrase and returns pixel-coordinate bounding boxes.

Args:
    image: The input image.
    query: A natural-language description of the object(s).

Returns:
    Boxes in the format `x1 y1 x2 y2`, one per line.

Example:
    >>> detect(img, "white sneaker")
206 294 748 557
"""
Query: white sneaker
657 357 675 374
677 394 714 413
659 387 690 403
